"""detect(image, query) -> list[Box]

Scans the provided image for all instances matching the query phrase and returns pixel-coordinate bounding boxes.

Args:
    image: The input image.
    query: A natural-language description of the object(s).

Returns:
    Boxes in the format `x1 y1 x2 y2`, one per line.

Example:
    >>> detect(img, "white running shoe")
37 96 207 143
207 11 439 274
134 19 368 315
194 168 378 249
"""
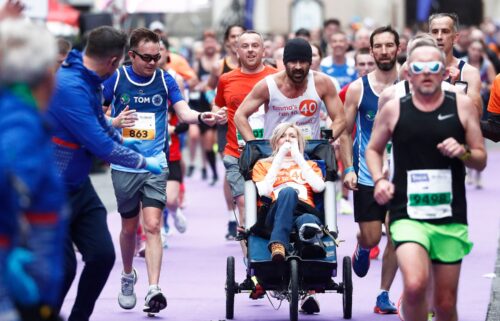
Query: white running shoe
174 208 187 233
340 198 353 215
143 285 167 314
118 268 138 309
160 227 168 249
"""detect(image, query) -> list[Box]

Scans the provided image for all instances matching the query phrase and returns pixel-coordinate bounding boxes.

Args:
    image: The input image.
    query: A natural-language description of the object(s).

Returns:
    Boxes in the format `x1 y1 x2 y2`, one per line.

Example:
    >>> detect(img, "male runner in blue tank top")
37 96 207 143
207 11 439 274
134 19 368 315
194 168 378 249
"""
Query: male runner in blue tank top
339 25 400 314
102 28 224 316
366 43 486 321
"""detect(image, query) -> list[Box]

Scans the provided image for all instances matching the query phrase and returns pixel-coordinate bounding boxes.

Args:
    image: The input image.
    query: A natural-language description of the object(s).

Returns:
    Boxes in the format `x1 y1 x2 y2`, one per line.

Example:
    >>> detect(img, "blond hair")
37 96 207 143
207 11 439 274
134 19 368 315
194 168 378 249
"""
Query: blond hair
269 123 305 156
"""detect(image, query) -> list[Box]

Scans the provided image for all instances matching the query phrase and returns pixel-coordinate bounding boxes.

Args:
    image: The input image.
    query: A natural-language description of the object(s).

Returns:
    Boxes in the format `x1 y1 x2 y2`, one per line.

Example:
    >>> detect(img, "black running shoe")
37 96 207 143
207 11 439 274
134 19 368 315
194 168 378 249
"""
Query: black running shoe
225 221 237 240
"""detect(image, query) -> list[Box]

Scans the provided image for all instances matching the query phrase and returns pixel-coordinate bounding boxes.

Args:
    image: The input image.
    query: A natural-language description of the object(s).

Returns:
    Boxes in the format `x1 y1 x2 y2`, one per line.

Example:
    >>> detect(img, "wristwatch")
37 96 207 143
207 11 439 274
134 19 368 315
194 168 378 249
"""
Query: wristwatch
458 145 472 161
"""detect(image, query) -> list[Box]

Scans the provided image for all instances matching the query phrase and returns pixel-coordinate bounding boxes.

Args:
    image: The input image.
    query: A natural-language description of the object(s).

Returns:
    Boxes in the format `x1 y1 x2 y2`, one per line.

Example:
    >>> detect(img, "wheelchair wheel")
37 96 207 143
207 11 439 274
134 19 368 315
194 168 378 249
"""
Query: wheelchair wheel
289 259 299 321
342 256 353 319
226 256 235 319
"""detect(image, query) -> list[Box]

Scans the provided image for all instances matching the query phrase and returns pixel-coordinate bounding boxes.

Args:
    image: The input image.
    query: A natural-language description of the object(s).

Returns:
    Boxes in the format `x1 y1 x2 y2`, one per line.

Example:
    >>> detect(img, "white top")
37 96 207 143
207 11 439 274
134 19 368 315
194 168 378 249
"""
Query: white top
264 71 322 140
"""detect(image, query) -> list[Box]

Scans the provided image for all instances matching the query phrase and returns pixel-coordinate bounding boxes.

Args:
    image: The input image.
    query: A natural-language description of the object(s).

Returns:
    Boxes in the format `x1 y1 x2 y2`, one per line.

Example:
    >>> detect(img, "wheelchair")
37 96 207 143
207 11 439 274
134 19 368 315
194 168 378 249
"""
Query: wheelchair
225 139 353 321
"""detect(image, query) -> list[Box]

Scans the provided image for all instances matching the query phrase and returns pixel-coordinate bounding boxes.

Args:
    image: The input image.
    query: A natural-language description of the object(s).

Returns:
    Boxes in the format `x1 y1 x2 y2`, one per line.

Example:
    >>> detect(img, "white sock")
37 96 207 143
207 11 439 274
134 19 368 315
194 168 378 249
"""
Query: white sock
379 289 389 295
228 210 237 222
148 284 159 291
123 270 134 277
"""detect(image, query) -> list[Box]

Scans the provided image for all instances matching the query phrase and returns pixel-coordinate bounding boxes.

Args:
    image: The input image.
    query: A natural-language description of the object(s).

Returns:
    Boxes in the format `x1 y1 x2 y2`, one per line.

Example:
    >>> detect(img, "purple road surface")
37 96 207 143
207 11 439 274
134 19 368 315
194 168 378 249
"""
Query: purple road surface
61 151 500 321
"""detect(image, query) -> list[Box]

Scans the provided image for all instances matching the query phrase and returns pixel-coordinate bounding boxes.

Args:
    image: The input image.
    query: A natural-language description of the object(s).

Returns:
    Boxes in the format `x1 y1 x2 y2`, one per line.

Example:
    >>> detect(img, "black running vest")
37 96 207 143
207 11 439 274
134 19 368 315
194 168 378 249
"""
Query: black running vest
390 91 468 225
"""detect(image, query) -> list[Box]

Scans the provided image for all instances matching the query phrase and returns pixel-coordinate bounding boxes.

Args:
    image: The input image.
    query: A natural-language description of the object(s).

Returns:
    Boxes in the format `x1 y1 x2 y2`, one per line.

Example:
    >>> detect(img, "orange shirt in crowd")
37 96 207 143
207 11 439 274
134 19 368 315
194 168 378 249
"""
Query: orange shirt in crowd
252 160 323 208
168 52 196 81
488 74 500 114
214 66 277 158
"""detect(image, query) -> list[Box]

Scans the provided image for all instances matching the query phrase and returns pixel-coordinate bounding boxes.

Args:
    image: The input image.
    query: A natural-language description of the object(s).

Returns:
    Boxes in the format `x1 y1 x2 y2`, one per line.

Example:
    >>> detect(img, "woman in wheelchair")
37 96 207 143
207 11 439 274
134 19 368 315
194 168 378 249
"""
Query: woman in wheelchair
252 122 327 262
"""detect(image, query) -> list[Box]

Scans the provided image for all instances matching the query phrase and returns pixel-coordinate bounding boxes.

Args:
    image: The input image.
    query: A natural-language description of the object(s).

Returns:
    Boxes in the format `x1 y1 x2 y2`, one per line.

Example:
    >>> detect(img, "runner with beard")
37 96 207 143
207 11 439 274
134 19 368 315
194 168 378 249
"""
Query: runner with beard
234 37 346 142
339 26 400 314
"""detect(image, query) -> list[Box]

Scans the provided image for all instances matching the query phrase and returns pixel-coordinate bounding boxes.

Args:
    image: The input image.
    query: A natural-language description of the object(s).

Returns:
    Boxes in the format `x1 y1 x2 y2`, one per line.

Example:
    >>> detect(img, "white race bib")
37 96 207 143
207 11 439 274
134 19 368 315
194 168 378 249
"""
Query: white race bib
122 112 156 140
189 91 201 100
298 125 313 140
406 169 453 220
273 182 308 202
236 105 265 146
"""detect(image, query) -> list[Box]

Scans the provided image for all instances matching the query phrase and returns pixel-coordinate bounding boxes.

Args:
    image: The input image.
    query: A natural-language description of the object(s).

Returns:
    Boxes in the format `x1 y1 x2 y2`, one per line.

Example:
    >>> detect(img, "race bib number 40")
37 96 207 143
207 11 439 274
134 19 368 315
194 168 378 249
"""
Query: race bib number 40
122 112 156 140
406 169 453 220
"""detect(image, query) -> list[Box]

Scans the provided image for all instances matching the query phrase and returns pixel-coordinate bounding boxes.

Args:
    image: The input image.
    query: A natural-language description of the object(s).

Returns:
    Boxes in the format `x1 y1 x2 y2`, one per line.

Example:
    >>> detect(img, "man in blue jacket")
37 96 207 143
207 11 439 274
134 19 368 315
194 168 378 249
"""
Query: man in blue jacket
0 19 66 321
47 26 162 321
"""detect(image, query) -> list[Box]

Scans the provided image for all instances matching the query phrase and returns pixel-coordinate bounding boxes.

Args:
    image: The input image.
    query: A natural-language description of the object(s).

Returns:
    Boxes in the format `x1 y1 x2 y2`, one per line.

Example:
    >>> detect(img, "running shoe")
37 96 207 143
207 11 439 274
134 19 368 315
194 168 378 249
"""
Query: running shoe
160 227 168 249
339 197 353 215
186 165 195 177
370 245 380 260
300 293 320 314
118 268 138 309
352 243 370 277
173 208 187 233
225 221 237 240
143 285 167 314
209 174 218 186
374 291 397 314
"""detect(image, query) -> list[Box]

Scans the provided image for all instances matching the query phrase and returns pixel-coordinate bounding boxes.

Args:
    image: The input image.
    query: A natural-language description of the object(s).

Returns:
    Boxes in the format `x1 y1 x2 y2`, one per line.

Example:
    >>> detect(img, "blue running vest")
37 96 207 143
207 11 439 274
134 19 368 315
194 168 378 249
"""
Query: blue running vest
354 75 379 186
111 66 168 172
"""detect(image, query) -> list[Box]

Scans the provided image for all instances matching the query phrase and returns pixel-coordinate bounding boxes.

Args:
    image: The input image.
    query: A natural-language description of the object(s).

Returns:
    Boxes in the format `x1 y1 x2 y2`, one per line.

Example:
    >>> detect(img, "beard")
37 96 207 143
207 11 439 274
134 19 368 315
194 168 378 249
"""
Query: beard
375 56 397 71
285 66 309 84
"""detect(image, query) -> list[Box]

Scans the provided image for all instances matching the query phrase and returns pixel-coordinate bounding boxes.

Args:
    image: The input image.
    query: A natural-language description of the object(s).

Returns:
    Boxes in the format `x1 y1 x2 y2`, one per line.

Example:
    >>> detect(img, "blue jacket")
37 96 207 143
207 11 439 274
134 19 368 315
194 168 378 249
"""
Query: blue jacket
0 86 67 306
47 50 146 192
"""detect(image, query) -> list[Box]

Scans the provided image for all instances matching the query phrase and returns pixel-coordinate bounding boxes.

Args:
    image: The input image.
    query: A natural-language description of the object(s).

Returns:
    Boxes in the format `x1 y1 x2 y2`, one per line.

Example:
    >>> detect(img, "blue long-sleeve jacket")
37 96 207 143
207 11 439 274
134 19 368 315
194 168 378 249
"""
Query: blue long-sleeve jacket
47 50 146 192
0 86 68 306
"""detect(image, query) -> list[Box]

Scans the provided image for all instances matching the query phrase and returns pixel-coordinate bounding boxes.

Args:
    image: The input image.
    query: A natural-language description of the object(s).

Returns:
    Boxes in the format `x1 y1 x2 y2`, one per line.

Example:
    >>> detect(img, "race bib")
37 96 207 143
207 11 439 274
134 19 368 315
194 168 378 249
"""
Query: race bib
189 91 201 100
236 105 265 146
407 169 453 220
273 182 308 201
122 112 156 140
298 125 313 140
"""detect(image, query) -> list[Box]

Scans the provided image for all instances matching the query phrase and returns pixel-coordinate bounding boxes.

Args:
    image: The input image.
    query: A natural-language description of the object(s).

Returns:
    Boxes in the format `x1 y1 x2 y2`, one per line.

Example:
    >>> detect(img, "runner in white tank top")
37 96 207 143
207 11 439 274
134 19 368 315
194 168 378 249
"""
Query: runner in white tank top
234 38 347 146
264 71 322 139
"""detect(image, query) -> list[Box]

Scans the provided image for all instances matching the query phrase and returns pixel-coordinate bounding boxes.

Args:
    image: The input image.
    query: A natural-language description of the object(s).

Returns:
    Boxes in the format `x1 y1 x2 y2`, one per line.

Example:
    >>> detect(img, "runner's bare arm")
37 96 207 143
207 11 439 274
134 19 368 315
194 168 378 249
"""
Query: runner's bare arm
317 73 346 140
173 100 219 126
378 86 396 111
443 94 487 171
339 79 362 190
462 64 483 117
234 79 270 141
207 59 222 90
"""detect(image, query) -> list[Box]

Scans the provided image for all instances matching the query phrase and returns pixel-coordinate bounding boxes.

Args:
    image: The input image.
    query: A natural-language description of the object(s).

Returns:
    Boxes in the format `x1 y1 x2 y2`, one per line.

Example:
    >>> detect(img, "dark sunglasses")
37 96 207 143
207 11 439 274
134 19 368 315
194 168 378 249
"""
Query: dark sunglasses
132 50 161 63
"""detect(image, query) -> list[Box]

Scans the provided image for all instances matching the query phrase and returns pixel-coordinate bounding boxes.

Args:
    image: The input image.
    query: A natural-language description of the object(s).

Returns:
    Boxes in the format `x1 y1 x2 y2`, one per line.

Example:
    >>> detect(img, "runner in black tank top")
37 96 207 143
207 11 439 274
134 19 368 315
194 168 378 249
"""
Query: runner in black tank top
366 44 486 321
391 92 467 224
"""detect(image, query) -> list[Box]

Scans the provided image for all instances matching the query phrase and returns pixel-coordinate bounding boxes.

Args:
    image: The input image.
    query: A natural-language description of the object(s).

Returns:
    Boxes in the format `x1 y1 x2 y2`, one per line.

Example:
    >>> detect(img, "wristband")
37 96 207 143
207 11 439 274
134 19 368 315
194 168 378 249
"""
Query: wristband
458 145 472 161
373 176 387 187
343 166 355 175
198 112 205 125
